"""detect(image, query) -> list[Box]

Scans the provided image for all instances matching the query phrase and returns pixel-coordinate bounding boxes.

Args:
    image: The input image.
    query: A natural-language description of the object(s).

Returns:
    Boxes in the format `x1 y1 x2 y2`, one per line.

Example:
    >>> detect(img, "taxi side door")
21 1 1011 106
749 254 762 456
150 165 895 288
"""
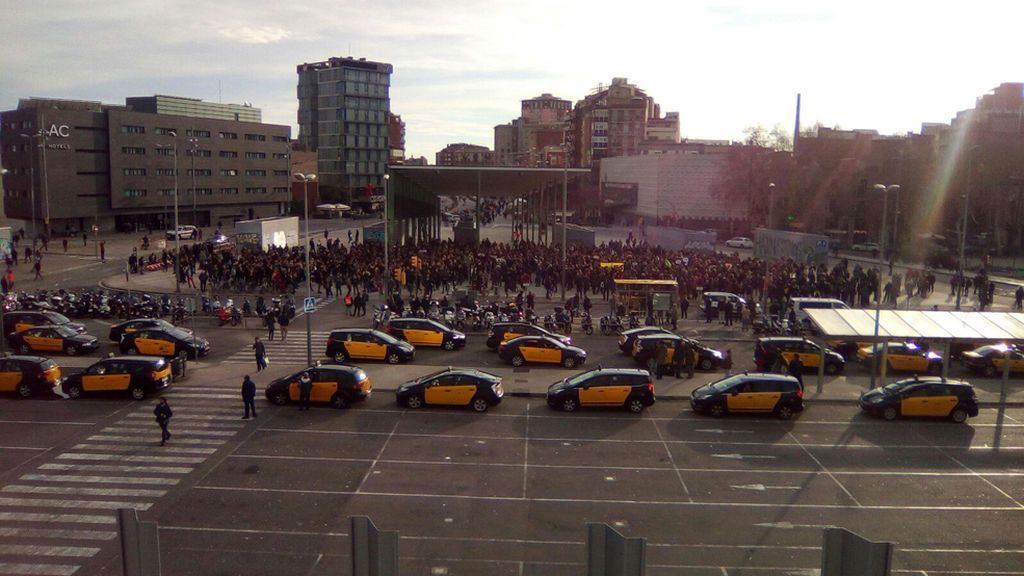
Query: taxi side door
899 384 932 417
343 333 369 359
0 359 22 392
13 313 39 334
535 339 562 364
991 350 1024 374
84 361 131 391
134 331 174 356
424 375 460 405
362 334 389 361
502 326 526 343
798 342 822 369
448 374 478 406
887 346 916 371
601 373 634 406
726 381 759 411
923 384 959 417
749 380 783 412
577 375 610 406
309 369 339 403
518 339 546 363
22 328 57 352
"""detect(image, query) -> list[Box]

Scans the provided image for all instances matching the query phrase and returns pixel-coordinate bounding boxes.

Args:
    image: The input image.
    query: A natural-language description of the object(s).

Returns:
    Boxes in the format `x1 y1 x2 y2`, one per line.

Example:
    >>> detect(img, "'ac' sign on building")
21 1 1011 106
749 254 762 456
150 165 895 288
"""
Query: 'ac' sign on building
42 124 71 138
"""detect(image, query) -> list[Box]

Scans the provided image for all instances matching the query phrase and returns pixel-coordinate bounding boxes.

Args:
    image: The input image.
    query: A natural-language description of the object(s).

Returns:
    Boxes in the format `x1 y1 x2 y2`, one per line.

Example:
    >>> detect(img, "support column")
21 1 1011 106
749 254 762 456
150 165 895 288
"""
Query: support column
941 342 951 381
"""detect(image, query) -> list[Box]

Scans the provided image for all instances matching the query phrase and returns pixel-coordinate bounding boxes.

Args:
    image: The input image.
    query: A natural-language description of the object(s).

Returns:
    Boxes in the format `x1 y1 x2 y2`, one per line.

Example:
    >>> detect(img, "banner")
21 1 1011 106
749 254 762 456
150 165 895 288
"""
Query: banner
600 262 625 269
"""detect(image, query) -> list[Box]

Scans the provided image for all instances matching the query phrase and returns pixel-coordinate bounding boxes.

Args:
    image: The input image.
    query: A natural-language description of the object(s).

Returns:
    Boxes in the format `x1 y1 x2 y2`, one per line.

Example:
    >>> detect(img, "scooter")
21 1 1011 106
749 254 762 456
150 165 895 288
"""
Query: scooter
580 312 594 335
599 314 622 336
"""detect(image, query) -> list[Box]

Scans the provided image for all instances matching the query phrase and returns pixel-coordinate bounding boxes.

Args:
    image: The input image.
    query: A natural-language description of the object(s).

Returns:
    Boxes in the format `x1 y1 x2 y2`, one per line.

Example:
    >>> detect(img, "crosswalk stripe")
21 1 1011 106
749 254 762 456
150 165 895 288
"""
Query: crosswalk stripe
100 427 237 437
2 486 166 498
71 444 217 455
56 453 205 465
0 497 153 511
0 562 80 575
86 435 225 446
0 513 115 525
38 463 193 475
165 392 240 399
20 475 179 486
105 418 244 429
0 545 99 558
128 407 238 415
123 413 240 421
0 526 117 540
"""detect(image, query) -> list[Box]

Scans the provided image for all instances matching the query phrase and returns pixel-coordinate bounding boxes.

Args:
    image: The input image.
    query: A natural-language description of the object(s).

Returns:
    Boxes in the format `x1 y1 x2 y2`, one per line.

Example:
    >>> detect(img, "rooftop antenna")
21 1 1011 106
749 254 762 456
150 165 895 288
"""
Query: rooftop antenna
218 80 222 104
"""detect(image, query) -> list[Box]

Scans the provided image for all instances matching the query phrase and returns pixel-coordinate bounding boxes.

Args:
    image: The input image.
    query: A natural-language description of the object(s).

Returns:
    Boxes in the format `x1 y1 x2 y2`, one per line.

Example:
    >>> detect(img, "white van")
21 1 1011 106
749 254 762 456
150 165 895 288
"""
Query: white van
790 297 849 327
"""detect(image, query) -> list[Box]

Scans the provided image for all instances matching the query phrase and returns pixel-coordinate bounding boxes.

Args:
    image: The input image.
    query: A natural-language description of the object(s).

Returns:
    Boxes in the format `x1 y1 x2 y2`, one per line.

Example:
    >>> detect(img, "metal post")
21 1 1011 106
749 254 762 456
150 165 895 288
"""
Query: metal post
190 138 198 227
941 341 951 381
561 165 568 302
304 178 312 367
173 137 180 293
879 342 889 383
878 188 889 260
767 182 775 230
956 149 976 310
39 127 50 234
892 186 901 264
869 185 893 389
383 174 390 297
19 134 37 240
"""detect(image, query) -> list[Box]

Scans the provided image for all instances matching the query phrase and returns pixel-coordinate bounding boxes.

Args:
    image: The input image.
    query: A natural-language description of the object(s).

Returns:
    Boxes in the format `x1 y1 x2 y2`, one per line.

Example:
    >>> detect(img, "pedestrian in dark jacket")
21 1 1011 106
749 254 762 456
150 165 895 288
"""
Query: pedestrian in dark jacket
298 372 313 411
265 309 276 340
154 398 172 446
253 337 267 371
787 355 804 387
277 309 290 341
241 375 257 419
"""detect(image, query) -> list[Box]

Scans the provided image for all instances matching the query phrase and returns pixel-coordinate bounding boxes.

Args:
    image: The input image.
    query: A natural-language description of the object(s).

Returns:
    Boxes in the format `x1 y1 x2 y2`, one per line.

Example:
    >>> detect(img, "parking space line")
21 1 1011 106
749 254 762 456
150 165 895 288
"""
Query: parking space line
354 412 403 495
785 429 861 506
2 485 166 498
0 526 118 540
0 446 50 452
522 401 530 498
0 562 81 576
0 544 100 558
910 428 1024 509
160 525 349 537
649 411 692 502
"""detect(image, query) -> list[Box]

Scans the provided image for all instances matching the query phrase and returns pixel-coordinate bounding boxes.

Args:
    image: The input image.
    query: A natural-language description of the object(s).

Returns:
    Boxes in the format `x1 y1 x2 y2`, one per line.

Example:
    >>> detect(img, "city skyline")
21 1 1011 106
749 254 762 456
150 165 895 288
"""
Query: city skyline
2 0 1021 161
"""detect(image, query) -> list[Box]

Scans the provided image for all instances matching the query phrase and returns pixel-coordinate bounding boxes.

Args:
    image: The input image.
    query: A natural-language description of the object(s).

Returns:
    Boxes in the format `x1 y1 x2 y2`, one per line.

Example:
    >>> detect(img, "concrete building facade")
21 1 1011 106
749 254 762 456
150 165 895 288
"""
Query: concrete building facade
569 78 658 168
435 143 494 167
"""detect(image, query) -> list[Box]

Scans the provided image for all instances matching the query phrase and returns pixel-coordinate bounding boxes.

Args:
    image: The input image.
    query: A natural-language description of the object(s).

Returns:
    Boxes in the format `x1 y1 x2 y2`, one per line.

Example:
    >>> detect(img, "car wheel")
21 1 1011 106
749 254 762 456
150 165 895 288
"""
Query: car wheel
443 339 456 351
949 406 969 423
129 386 146 401
698 358 713 371
560 398 578 412
66 345 77 356
330 394 350 409
16 382 33 399
825 362 840 375
585 327 594 335
405 394 423 409
984 364 998 378
333 350 348 363
18 344 30 355
775 405 794 420
881 406 898 421
627 398 645 414
562 356 577 369
471 397 489 413
709 402 727 418
269 390 288 406
66 384 83 399
511 354 525 367
387 352 401 364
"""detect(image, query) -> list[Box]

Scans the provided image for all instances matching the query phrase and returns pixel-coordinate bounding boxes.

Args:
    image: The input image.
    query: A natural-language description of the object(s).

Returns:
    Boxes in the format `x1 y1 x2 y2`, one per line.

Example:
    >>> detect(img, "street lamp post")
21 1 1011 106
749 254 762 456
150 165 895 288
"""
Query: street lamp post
767 182 776 229
560 159 567 303
869 184 900 389
383 173 390 300
956 146 980 310
19 134 38 240
293 172 317 367
161 133 182 293
189 138 199 228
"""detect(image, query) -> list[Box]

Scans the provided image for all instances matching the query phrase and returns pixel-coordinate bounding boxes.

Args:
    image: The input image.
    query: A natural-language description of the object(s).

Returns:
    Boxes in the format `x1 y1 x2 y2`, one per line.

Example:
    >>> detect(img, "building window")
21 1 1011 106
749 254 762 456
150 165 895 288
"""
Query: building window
245 187 266 194
158 188 175 196
220 169 238 177
272 135 288 143
154 127 176 136
220 187 239 195
123 189 147 197
189 188 213 196
186 129 211 138
192 149 211 157
121 125 145 134
245 151 267 159
155 147 174 156
219 150 238 158
272 152 289 159
122 146 146 155
245 170 266 177
244 134 266 142
273 170 289 177
219 132 238 139
187 169 212 176
272 187 288 194
156 168 176 176
123 168 146 176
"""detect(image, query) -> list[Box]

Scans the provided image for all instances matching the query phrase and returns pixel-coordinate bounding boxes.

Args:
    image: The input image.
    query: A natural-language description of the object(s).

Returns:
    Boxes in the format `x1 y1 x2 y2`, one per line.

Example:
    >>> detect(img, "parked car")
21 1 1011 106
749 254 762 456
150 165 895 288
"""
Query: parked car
546 367 655 414
724 236 754 249
395 367 503 412
166 225 198 240
62 356 171 400
0 356 63 398
8 325 100 356
859 376 978 423
690 373 804 420
851 242 880 253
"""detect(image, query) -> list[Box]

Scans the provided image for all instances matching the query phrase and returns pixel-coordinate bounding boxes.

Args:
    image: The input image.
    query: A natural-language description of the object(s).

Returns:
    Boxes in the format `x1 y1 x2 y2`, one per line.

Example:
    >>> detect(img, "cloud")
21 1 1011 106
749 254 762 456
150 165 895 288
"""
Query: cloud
218 26 290 44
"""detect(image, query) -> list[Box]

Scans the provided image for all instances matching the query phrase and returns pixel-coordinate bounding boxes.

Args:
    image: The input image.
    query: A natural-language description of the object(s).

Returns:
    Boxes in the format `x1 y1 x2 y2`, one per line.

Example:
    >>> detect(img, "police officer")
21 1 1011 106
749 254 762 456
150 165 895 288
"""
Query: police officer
241 375 257 419
298 372 313 412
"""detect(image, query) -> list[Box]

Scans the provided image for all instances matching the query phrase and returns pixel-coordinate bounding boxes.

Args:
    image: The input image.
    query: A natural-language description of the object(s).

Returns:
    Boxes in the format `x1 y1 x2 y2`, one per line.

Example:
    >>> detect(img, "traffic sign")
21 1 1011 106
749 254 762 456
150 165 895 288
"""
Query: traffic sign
303 297 316 313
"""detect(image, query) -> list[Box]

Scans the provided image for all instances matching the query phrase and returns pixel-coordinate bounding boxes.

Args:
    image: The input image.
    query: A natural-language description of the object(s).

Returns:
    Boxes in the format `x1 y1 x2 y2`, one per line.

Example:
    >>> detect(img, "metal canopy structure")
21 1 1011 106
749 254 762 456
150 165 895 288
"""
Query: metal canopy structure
806 309 1024 342
391 165 589 199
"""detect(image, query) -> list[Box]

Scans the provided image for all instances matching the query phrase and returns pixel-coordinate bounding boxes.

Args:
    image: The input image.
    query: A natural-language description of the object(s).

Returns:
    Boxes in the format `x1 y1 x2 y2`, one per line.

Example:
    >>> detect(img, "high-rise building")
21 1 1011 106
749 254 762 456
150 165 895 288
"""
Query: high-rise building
296 56 392 202
388 113 406 165
569 78 658 167
494 94 570 166
436 143 494 166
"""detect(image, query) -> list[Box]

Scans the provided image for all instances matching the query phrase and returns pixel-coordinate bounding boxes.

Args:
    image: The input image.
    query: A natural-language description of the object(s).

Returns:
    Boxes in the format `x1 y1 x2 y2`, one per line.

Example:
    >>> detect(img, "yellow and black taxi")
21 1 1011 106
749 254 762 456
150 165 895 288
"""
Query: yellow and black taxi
108 318 185 342
62 356 172 400
498 335 587 368
8 325 100 356
3 310 85 339
0 356 62 398
859 376 978 423
631 334 723 371
755 337 846 375
265 365 372 409
119 327 210 359
384 318 466 350
486 322 571 349
325 328 415 364
546 367 655 413
690 373 805 420
395 367 503 412
618 326 674 354
962 344 1024 377
856 342 943 374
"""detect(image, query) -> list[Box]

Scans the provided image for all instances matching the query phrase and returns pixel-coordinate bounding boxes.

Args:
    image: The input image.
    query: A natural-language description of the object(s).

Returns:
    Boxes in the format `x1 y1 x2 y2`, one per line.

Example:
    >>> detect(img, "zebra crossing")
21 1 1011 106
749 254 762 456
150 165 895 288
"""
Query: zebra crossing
223 330 334 365
0 389 246 576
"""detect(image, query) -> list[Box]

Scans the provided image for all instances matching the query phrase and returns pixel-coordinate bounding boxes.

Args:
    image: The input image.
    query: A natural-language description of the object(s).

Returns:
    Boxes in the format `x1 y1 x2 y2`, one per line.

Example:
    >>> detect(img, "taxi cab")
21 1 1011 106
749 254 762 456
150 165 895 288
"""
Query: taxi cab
618 326 674 355
631 334 723 371
119 327 210 359
325 328 415 364
755 337 846 375
0 356 62 398
498 335 587 368
8 325 100 356
859 376 978 423
961 344 1024 377
62 356 171 400
3 310 85 339
486 322 570 349
546 367 655 413
690 373 804 420
265 365 372 409
856 342 943 374
109 318 186 342
395 367 503 412
384 318 466 350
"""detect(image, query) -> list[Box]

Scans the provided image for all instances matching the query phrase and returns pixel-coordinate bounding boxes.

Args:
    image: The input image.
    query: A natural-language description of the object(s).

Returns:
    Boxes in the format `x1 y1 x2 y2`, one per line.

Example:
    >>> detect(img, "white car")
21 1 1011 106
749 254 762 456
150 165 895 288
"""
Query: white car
166 225 198 240
850 242 880 253
725 236 754 249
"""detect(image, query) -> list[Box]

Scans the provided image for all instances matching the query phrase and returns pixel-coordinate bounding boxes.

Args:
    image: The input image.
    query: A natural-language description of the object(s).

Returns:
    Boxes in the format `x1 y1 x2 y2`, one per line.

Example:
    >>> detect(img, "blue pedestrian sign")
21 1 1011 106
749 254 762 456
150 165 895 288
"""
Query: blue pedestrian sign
303 297 317 313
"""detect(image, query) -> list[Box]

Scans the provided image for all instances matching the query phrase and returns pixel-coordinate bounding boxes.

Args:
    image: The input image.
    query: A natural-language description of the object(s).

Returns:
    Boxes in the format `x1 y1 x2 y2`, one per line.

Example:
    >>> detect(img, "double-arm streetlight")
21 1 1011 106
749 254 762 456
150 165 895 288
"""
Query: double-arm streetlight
956 145 981 310
869 183 900 389
383 173 390 299
293 172 317 367
156 133 181 293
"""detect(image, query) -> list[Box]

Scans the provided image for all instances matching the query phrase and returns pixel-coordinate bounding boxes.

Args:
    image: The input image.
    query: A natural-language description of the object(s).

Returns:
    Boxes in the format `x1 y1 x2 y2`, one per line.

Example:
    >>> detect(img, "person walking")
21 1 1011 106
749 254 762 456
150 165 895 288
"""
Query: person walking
277 309 290 341
62 238 68 253
265 309 276 341
654 341 670 380
32 259 42 281
722 349 734 377
787 354 804 388
154 398 172 446
672 339 687 379
241 375 257 419
298 371 313 411
345 291 354 315
253 337 267 372
99 240 106 261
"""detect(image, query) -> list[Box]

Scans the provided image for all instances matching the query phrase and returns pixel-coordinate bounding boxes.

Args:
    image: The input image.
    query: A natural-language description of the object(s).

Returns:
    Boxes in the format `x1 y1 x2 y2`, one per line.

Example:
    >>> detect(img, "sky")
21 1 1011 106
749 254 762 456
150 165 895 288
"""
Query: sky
3 0 1022 160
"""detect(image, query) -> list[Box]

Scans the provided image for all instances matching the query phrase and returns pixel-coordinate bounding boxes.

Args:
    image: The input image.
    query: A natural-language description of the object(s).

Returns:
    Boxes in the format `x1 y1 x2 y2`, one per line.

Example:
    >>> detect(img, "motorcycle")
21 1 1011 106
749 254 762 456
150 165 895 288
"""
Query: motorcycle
627 312 641 330
580 312 594 335
599 314 622 336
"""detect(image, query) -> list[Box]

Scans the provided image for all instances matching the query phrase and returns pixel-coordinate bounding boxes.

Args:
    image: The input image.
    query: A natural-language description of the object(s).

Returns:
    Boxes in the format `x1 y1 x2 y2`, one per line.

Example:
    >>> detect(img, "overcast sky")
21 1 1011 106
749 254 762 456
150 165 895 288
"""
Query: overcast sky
2 0 1020 160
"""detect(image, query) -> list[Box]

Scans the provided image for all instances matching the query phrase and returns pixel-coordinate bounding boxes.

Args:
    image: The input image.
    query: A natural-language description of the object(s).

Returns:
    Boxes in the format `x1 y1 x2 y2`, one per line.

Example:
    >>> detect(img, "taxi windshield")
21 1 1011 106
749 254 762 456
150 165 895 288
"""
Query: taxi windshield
165 327 192 340
710 375 744 392
373 331 401 344
54 325 79 338
45 312 71 325
883 380 913 394
425 320 448 331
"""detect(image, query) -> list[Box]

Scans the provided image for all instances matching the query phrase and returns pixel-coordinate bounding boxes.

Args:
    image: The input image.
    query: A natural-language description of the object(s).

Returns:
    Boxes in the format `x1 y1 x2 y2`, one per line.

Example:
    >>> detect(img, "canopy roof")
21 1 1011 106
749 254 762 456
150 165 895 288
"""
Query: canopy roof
391 165 589 198
806 309 1024 342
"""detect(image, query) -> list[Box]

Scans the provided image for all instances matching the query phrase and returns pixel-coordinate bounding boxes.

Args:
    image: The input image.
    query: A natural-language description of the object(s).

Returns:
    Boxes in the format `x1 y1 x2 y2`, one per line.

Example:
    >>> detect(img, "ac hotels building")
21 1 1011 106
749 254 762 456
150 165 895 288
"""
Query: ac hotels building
0 95 291 236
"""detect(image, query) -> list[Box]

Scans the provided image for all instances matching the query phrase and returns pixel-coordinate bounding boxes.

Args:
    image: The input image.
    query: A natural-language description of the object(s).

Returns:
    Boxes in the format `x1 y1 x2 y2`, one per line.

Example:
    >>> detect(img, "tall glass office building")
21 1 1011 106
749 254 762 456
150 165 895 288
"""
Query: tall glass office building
297 57 392 202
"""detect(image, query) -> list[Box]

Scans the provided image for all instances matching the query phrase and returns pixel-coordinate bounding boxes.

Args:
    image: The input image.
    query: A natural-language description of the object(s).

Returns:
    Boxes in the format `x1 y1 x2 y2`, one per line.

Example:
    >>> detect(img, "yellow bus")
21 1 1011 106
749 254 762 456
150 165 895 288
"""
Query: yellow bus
613 279 679 317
